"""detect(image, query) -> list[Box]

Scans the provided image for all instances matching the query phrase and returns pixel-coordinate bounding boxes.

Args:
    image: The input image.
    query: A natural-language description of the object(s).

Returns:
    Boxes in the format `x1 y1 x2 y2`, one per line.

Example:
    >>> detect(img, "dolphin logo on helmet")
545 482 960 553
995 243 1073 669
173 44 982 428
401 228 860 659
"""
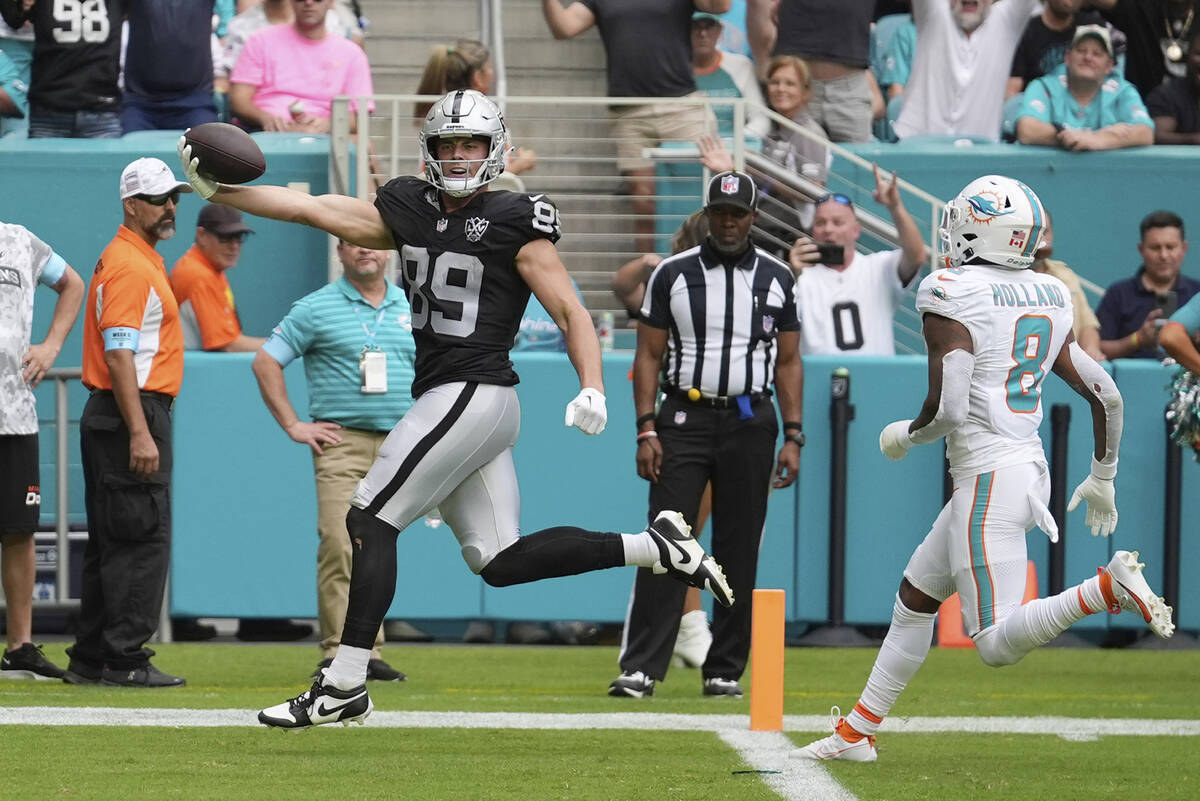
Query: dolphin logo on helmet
938 175 1046 270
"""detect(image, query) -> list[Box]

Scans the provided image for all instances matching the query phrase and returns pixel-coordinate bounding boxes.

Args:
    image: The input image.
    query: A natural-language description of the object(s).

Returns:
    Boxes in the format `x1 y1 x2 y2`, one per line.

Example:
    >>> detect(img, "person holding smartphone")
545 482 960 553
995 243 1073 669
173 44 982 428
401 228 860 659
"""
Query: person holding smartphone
1097 210 1200 359
787 164 928 355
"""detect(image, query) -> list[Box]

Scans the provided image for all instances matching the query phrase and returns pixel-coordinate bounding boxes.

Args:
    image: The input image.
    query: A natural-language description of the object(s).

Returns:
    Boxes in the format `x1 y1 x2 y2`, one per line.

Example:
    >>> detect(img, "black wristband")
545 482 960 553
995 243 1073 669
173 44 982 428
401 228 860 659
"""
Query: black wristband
783 421 803 432
636 412 656 428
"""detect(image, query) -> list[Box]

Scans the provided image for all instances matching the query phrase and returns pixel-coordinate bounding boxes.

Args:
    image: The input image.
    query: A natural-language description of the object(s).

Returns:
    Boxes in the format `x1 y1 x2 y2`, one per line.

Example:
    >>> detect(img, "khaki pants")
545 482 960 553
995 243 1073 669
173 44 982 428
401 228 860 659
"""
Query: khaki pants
315 428 389 659
610 92 716 172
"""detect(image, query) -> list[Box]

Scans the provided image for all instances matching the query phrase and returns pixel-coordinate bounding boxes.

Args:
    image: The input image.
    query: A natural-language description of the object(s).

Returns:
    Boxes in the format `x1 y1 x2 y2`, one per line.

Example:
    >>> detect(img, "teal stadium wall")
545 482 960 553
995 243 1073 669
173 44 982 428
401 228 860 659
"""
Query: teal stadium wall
7 138 1198 630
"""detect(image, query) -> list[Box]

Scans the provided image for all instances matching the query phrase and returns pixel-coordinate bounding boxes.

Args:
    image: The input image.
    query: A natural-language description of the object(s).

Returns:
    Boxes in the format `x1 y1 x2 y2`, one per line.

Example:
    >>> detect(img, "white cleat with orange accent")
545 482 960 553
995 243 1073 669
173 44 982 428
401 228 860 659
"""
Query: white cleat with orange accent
795 707 878 762
1102 550 1175 639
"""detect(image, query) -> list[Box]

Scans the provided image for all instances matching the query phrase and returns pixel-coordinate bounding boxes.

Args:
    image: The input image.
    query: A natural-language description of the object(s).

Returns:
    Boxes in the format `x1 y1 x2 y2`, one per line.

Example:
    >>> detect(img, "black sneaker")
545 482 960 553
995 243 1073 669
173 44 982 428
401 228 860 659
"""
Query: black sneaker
646 511 734 607
0 643 66 680
258 674 372 729
366 658 406 682
608 670 655 698
702 676 744 697
63 659 102 685
101 663 186 688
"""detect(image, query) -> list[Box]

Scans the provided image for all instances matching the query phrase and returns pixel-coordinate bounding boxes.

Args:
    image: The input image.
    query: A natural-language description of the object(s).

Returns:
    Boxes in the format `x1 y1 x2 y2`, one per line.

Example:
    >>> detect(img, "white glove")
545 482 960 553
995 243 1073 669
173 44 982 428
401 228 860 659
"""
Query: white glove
177 134 219 200
1067 460 1118 537
879 419 914 461
565 388 607 435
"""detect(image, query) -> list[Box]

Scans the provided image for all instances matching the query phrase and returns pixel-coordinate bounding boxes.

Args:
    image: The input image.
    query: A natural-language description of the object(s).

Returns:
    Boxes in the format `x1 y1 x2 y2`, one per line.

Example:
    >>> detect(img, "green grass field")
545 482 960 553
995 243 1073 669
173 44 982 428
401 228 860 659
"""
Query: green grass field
2 641 1196 800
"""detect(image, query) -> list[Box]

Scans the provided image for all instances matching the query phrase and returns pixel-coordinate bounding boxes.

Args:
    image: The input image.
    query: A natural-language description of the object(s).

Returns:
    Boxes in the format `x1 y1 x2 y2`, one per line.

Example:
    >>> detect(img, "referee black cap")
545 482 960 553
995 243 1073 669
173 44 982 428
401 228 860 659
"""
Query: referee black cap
705 171 758 213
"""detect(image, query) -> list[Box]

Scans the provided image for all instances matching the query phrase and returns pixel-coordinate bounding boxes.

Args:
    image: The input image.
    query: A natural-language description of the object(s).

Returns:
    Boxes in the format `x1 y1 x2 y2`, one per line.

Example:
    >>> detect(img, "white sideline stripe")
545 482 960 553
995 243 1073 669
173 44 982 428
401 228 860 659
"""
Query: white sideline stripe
2 707 1199 736
719 730 859 801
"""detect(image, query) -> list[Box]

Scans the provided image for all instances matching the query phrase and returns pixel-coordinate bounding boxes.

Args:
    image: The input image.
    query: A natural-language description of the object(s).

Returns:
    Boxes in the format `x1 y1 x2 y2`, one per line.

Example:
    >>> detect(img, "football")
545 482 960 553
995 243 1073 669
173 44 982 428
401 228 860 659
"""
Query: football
183 122 266 184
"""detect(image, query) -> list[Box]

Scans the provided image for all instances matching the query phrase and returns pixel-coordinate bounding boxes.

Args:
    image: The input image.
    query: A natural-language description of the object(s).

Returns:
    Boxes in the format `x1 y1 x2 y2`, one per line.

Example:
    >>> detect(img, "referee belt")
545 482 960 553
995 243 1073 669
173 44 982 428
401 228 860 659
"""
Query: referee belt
667 389 770 409
91 388 175 409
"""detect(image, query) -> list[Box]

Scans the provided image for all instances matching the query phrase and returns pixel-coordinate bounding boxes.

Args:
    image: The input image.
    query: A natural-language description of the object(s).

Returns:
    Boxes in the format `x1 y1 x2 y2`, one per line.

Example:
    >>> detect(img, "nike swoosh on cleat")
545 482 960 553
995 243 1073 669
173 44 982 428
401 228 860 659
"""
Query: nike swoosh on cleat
1114 580 1152 620
659 534 693 565
315 696 363 717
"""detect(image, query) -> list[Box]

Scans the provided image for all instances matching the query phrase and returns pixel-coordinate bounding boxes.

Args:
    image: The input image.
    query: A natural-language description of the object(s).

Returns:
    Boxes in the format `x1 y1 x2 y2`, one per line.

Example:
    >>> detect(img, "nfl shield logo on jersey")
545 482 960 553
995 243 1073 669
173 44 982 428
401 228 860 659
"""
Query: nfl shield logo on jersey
465 217 490 243
720 175 739 195
436 218 448 233
761 314 775 334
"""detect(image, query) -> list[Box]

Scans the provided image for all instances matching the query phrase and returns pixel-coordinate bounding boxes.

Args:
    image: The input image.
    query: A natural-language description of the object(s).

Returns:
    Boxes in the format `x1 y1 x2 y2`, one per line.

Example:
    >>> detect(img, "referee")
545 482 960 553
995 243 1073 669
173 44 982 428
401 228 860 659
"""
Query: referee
610 170 805 698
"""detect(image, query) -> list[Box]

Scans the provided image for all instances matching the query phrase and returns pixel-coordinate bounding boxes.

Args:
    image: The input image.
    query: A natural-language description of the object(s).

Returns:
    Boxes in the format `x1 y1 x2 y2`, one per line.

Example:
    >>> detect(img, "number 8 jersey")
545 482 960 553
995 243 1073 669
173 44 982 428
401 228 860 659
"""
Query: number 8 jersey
375 176 562 398
916 263 1074 480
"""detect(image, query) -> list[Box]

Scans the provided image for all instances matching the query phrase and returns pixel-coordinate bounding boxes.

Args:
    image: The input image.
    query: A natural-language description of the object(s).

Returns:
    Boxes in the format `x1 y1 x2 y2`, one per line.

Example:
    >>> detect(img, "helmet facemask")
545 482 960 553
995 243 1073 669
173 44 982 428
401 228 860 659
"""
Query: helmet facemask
420 90 510 197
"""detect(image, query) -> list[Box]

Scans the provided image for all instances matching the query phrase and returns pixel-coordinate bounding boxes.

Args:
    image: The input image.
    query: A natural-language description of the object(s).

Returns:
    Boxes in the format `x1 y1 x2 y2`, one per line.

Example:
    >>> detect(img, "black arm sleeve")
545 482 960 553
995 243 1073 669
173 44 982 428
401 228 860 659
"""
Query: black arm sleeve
0 0 30 30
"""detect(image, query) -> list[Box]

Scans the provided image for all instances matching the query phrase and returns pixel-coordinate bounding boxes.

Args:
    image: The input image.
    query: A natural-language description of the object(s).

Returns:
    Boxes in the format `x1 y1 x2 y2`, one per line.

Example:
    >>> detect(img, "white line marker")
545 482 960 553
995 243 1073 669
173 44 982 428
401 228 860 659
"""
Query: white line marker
719 729 860 801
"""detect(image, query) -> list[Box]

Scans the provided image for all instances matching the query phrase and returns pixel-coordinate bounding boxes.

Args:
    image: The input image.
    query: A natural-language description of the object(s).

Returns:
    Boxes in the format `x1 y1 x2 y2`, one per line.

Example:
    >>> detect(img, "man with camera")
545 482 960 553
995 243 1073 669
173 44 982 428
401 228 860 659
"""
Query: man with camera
788 164 928 355
1097 210 1200 359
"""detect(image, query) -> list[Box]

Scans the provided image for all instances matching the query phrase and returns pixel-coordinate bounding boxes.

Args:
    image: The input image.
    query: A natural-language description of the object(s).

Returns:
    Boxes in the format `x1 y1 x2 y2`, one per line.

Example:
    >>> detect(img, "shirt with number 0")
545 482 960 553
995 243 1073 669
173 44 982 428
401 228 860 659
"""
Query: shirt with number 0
915 264 1073 480
262 276 416 432
796 248 910 356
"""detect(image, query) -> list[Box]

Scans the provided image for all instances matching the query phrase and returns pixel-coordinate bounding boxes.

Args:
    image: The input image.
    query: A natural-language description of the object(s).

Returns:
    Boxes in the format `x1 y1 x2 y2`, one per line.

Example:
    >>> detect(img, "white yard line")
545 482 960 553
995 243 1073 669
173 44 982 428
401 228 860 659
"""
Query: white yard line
719 729 861 801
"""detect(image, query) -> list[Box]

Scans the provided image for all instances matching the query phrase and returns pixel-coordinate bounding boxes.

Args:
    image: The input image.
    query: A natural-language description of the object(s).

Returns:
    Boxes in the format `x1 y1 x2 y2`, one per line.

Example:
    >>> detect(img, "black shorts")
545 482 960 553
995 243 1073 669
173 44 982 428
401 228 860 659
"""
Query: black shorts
0 433 39 534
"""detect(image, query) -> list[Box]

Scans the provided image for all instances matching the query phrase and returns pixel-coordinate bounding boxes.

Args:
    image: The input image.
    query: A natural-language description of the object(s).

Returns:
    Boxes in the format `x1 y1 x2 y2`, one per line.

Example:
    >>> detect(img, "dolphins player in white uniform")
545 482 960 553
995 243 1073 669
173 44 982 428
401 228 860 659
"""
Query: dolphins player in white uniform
798 175 1175 762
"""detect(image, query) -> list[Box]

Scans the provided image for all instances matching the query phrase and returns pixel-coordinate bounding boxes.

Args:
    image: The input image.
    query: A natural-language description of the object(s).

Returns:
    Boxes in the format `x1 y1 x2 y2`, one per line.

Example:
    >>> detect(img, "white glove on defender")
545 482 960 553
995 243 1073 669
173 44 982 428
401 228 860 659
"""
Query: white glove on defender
565 388 607 435
1067 458 1118 537
177 135 219 199
879 419 914 461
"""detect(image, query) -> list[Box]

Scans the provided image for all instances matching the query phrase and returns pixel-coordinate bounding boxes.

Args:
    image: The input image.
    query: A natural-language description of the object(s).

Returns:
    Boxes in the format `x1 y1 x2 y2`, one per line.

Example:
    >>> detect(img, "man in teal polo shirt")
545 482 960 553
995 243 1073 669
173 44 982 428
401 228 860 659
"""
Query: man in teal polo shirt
252 239 415 682
1016 24 1153 150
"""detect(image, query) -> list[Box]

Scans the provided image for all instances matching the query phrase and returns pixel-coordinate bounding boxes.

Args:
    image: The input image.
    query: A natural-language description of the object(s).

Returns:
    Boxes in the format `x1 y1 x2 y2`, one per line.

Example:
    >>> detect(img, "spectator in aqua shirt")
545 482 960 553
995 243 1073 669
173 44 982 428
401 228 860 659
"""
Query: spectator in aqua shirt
1017 24 1152 150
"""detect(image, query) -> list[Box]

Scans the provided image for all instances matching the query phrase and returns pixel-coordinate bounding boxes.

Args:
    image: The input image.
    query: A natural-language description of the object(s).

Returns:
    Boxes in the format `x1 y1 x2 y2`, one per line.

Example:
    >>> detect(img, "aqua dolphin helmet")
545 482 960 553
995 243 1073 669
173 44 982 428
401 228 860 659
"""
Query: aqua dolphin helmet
420 89 510 197
937 175 1047 270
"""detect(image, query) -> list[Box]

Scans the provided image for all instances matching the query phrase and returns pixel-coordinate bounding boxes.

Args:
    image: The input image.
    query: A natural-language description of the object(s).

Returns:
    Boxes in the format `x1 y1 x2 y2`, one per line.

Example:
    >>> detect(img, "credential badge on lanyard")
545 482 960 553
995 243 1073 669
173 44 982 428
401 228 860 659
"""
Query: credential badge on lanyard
355 302 388 394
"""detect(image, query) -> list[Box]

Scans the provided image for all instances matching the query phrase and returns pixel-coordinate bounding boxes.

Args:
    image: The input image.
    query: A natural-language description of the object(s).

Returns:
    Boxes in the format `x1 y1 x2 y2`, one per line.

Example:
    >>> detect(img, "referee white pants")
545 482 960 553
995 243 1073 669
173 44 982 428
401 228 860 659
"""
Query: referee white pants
902 461 1054 637
351 381 522 574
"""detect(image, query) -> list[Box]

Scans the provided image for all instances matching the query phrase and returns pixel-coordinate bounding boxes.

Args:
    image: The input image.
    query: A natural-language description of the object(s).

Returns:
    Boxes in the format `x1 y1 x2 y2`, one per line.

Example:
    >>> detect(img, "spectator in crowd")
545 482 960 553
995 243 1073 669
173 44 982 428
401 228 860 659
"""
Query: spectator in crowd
413 39 536 190
1031 214 1105 361
747 0 878 143
170 205 264 353
1097 209 1200 359
0 220 83 680
542 0 723 254
217 0 359 92
787 165 927 355
1147 28 1200 143
892 0 1038 141
1016 25 1153 150
0 47 25 129
229 0 372 133
1091 0 1200 99
0 0 125 138
611 170 802 699
66 158 194 688
691 11 770 141
757 56 829 234
878 13 917 100
252 238 412 682
1159 291 1200 370
0 12 32 136
1007 0 1114 98
122 0 219 132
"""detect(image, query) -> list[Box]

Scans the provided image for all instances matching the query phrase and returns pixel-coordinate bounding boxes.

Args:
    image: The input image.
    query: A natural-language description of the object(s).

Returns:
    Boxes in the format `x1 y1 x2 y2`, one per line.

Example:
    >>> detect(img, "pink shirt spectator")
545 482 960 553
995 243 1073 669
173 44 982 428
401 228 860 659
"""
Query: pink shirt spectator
230 23 373 120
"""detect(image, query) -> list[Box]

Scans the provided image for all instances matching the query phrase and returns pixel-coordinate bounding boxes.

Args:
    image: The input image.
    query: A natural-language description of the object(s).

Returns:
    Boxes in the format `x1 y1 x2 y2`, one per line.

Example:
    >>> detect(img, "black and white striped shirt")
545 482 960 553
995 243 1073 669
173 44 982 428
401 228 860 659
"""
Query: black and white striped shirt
640 240 799 397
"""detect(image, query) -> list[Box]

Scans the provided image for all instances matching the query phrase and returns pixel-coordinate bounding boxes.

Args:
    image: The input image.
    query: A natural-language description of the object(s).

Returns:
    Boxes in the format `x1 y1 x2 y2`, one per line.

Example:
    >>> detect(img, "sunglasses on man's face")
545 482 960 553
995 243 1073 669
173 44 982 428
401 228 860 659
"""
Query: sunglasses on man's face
213 231 250 244
135 190 181 207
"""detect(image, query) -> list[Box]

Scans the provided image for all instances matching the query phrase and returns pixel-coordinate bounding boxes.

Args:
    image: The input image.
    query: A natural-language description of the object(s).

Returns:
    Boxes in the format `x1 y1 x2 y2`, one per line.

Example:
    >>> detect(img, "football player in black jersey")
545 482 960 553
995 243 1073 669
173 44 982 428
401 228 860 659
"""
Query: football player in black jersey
180 89 735 729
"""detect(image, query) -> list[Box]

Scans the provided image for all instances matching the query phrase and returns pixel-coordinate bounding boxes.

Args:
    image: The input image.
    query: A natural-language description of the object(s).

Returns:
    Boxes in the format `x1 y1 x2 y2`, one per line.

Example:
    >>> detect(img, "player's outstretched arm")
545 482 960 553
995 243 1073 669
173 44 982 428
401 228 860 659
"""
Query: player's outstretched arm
1159 320 1200 373
179 138 394 250
1053 335 1122 536
880 312 974 460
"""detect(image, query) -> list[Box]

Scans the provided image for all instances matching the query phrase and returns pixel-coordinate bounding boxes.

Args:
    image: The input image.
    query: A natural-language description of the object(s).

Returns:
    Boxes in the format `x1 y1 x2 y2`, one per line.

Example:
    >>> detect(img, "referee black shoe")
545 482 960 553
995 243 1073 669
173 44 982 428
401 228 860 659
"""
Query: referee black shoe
258 672 372 729
646 511 735 608
0 643 66 680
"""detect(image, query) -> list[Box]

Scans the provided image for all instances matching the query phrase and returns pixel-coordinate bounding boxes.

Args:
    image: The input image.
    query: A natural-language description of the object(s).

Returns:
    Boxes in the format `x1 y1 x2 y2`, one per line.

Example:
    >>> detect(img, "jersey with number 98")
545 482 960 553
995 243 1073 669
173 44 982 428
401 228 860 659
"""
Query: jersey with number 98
375 176 562 397
916 263 1074 479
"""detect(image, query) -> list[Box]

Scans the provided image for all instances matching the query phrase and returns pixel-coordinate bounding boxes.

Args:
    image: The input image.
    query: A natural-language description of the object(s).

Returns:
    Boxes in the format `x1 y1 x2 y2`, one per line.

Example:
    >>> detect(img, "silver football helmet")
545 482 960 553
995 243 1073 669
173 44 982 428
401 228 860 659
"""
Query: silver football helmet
938 174 1047 270
420 89 510 197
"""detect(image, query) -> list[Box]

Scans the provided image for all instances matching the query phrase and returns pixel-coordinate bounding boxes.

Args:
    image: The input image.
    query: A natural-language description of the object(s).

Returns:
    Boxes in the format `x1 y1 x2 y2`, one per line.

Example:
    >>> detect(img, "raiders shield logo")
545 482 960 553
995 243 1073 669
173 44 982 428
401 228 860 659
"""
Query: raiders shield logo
436 218 448 233
465 217 490 243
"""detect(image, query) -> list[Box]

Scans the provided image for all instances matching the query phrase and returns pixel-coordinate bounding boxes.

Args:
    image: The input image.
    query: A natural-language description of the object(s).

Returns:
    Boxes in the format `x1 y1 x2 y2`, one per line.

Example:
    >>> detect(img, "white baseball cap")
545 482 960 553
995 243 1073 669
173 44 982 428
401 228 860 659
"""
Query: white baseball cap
119 157 194 200
1071 24 1114 59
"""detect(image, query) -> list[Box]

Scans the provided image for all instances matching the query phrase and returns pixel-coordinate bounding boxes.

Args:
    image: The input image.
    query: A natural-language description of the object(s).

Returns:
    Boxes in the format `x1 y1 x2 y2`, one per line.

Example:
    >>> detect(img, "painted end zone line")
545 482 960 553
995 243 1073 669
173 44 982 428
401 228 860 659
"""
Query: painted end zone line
1 707 1199 737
